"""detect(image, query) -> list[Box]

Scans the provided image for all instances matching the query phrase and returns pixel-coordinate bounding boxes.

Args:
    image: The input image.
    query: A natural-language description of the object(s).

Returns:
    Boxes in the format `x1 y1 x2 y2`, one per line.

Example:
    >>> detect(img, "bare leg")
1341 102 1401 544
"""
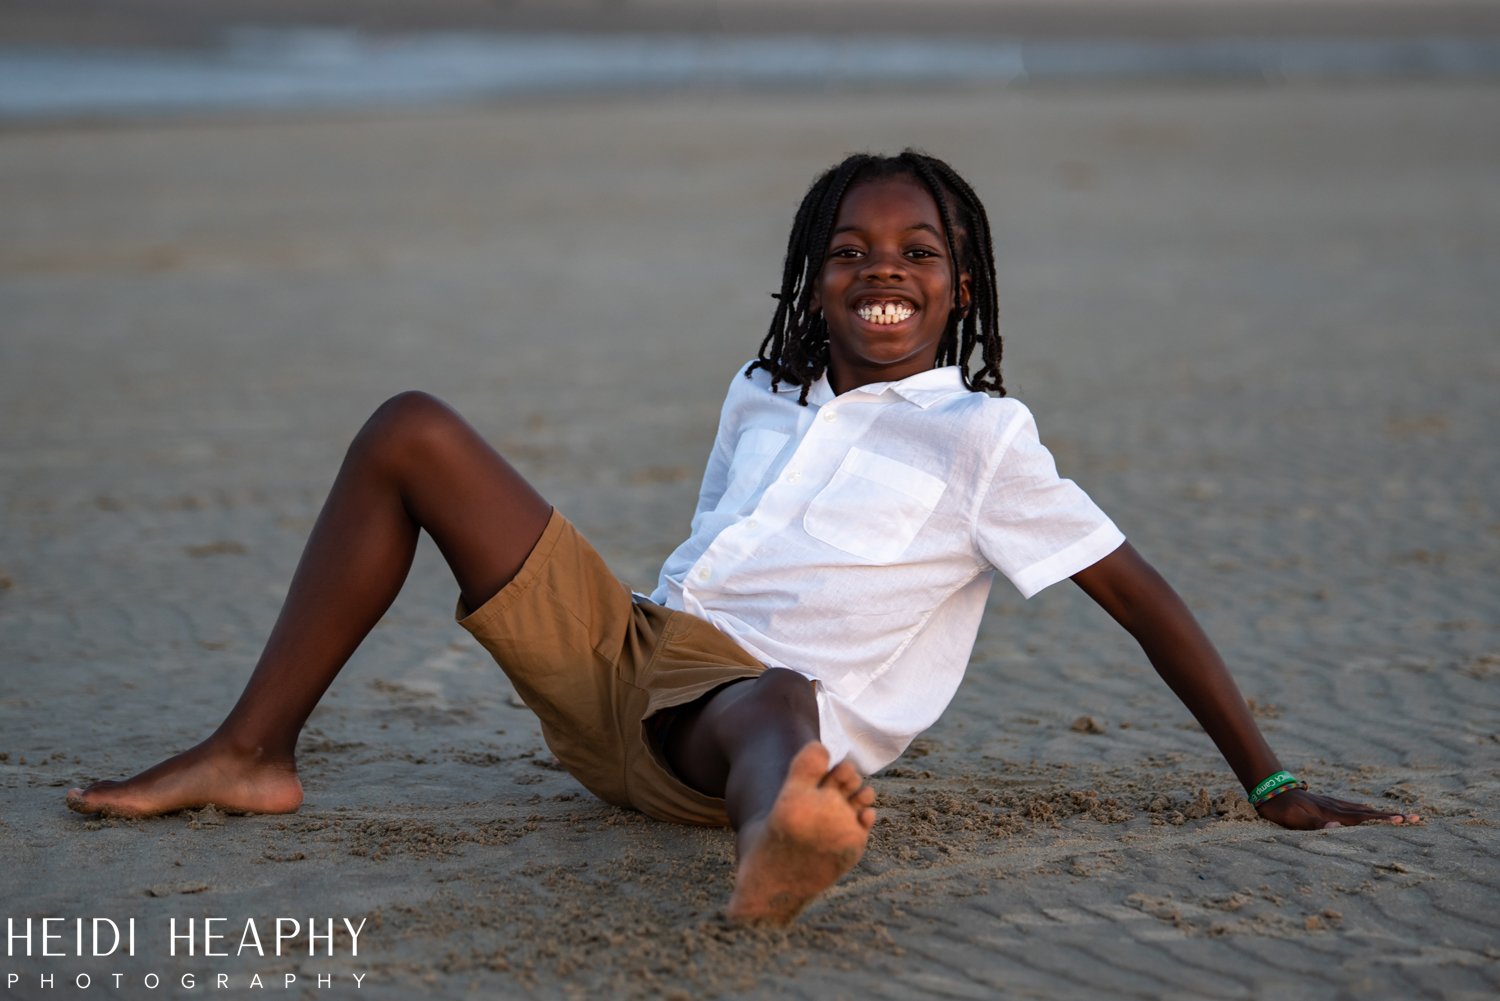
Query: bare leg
68 392 552 817
665 669 878 924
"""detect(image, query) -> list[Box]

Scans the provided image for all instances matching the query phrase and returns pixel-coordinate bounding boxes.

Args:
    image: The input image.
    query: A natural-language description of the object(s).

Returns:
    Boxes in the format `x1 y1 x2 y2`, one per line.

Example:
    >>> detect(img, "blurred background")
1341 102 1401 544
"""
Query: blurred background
3 0 1500 118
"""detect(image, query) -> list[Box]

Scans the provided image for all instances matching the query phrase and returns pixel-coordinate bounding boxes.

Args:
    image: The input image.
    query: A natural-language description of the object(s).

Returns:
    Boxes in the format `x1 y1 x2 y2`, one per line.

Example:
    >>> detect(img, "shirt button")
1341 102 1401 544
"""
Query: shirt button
745 519 759 529
786 470 802 483
695 566 711 581
821 409 838 423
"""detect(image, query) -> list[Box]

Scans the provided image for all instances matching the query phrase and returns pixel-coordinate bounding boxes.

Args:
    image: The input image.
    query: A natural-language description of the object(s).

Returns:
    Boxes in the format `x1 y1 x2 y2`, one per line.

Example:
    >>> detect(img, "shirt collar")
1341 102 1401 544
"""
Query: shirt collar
779 366 969 409
836 367 969 409
883 366 970 408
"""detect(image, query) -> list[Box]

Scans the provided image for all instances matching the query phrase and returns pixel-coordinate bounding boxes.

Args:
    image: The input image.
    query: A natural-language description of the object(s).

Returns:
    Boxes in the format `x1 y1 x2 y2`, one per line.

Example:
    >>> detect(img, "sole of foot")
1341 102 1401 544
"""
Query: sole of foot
726 743 877 925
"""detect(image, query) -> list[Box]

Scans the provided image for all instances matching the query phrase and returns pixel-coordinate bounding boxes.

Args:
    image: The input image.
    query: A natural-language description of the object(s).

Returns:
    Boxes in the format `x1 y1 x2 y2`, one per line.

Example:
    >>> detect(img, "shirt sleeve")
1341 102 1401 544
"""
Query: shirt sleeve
688 412 734 536
685 368 748 535
650 371 742 605
974 407 1125 599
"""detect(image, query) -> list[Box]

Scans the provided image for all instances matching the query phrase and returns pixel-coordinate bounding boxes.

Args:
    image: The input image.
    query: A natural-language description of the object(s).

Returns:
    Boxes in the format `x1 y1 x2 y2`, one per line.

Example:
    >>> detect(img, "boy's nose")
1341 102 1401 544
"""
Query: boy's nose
859 253 907 281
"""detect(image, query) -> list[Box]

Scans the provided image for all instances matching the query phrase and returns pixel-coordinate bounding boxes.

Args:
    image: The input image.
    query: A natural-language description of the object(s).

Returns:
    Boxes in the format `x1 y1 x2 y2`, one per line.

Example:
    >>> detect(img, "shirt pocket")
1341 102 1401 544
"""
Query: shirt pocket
715 428 789 514
804 448 947 563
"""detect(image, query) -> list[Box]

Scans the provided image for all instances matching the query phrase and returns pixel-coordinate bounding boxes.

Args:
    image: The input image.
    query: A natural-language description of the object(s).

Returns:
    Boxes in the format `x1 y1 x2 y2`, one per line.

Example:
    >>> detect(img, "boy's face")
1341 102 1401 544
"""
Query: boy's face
811 175 971 396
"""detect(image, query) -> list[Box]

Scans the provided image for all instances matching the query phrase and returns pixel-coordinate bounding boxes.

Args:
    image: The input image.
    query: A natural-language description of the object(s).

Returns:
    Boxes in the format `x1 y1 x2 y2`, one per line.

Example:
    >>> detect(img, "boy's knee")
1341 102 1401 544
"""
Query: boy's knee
355 390 467 469
711 668 818 745
754 667 818 709
369 389 454 428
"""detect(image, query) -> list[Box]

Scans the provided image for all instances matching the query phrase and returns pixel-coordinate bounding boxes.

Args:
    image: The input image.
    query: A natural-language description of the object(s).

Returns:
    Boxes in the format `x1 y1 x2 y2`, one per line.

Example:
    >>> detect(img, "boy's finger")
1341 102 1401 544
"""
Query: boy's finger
1305 793 1420 825
1325 796 1398 814
1324 804 1421 827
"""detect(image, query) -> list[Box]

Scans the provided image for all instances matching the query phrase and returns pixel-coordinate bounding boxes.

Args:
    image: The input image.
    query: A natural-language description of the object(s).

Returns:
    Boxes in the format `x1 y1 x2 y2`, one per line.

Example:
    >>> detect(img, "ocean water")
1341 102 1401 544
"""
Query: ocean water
2 29 1497 119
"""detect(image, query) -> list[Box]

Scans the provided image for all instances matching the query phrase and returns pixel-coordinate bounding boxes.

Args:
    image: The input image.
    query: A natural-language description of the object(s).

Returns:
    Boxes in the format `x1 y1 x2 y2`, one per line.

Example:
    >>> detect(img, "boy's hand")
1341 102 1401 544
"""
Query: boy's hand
1255 789 1421 830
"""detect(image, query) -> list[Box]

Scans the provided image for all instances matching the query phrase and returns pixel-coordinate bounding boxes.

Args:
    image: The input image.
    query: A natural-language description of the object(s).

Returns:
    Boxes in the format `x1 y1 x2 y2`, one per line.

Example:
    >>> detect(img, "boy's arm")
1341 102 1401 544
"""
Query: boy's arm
1070 542 1418 830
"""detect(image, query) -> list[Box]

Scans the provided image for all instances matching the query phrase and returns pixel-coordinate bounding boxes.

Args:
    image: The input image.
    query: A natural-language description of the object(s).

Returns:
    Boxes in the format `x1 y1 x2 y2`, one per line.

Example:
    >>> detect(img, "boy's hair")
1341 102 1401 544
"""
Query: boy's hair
748 149 1004 404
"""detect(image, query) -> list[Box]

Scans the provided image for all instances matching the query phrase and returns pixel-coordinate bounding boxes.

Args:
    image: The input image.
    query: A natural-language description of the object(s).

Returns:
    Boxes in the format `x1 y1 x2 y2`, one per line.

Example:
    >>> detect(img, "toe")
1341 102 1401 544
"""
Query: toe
824 760 862 795
787 743 831 784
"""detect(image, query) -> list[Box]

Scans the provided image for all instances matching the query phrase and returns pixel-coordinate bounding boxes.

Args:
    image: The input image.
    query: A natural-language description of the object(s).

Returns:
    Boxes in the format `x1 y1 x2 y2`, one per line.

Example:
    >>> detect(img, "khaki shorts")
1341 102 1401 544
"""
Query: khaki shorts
456 510 765 826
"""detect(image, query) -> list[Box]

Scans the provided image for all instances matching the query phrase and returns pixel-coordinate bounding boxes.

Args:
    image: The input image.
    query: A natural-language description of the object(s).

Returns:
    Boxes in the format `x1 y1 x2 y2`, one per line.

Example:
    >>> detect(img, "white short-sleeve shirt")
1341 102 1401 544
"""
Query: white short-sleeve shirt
651 363 1124 774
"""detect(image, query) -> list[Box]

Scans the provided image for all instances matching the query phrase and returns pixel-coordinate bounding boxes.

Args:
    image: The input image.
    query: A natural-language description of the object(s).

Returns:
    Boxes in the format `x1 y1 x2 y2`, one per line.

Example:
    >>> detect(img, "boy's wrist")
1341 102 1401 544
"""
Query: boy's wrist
1247 769 1304 806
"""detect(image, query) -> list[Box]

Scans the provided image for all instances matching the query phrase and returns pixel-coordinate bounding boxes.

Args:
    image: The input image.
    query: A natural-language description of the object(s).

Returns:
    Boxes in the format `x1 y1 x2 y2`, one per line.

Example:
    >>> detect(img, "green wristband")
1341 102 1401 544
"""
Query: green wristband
1248 770 1298 805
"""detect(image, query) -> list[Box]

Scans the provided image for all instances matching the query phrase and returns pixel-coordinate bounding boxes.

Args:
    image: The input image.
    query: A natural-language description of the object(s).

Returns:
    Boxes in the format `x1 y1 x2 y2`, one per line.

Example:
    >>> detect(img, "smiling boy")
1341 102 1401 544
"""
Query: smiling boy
69 152 1416 927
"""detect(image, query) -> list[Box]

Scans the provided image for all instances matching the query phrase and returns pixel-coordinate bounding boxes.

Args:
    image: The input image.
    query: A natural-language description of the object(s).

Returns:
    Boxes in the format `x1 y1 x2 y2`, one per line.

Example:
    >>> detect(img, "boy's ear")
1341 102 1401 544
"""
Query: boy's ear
958 272 973 317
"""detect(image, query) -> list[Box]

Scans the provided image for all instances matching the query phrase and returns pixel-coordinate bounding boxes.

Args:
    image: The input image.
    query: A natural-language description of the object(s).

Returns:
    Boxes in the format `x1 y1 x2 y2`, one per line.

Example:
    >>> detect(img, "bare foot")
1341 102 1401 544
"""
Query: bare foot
726 742 877 924
66 739 303 818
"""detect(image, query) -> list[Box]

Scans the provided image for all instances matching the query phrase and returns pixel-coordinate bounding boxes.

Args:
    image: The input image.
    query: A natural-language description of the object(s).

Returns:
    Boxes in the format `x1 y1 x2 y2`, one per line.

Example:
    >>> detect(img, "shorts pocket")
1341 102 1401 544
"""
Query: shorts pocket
803 448 946 563
714 428 789 515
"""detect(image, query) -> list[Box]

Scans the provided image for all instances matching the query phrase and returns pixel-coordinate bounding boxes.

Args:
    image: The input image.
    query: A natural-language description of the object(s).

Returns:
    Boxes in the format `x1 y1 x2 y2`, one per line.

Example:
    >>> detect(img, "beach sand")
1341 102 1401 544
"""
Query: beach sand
2 82 1497 998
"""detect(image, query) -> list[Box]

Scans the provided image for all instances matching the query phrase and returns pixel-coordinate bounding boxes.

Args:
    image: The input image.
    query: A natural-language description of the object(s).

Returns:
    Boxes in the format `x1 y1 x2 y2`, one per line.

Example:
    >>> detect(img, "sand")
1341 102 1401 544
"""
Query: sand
2 81 1497 999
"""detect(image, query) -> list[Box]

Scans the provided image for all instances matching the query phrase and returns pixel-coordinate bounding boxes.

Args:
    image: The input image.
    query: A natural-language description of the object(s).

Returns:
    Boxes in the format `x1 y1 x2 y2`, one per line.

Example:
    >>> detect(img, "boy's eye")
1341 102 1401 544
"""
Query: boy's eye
825 244 942 261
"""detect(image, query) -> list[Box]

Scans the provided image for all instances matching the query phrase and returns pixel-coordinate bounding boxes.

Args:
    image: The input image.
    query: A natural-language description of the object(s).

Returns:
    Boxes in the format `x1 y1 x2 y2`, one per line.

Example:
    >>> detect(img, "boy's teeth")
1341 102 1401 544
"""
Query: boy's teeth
857 302 915 324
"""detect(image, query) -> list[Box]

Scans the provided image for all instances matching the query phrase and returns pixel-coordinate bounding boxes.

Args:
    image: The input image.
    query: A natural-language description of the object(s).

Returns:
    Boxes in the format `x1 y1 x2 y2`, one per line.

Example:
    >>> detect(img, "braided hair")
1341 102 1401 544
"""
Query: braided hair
747 150 1004 404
